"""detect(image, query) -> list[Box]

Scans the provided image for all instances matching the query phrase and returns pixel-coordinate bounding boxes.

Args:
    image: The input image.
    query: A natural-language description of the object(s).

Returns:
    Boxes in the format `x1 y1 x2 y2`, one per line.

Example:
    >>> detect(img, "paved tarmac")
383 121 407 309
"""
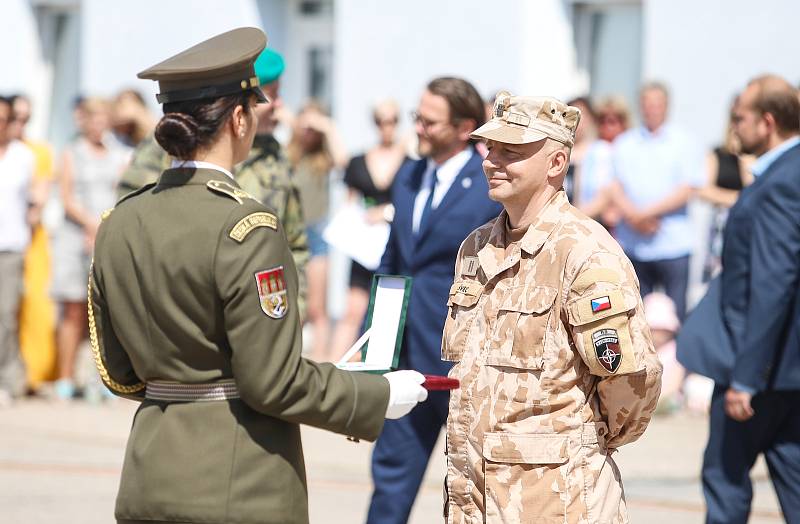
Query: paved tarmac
0 398 783 523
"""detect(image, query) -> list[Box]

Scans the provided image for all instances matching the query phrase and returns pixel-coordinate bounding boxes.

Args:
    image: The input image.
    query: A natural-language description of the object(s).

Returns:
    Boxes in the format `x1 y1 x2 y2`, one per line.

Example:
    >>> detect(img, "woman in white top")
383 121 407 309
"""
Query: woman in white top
52 97 131 399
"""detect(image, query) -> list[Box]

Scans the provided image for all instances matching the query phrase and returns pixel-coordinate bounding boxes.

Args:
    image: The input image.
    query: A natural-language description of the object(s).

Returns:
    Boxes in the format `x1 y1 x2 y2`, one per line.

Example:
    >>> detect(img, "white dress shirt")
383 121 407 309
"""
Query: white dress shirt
412 148 473 234
171 159 235 181
0 140 35 253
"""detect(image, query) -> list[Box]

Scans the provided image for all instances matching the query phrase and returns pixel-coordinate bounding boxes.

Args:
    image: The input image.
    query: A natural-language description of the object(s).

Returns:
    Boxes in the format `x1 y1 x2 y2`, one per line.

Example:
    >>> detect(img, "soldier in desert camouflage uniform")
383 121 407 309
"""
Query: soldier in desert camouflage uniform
116 48 308 315
442 93 663 523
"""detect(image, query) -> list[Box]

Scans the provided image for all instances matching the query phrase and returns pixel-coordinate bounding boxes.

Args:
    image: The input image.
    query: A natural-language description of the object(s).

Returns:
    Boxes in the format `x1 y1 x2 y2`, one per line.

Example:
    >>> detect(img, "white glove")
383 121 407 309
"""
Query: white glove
384 370 428 419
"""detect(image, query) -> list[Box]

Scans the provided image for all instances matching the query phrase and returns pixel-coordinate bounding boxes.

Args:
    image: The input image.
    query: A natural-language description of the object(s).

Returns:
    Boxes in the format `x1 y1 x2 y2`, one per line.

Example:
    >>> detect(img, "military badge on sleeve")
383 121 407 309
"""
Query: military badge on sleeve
591 295 611 313
255 267 288 319
592 329 621 373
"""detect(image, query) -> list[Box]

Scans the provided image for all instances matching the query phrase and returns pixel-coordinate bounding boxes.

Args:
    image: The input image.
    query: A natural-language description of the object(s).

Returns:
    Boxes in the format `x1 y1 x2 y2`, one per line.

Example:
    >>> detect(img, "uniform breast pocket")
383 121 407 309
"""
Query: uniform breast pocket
441 281 483 362
485 286 557 370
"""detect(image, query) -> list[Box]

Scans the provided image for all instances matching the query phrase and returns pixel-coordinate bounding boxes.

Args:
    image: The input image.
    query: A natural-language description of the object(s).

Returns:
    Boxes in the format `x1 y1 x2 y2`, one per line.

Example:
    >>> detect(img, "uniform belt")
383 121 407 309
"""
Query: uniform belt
145 379 240 402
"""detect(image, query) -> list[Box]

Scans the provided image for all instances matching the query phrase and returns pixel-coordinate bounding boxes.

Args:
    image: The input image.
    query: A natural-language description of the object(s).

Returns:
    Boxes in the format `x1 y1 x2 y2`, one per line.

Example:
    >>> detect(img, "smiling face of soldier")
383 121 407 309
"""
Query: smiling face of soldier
483 138 569 227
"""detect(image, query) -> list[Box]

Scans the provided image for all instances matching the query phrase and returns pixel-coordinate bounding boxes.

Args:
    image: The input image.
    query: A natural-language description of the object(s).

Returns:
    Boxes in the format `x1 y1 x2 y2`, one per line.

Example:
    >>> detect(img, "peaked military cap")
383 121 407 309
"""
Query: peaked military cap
138 27 269 104
471 91 581 147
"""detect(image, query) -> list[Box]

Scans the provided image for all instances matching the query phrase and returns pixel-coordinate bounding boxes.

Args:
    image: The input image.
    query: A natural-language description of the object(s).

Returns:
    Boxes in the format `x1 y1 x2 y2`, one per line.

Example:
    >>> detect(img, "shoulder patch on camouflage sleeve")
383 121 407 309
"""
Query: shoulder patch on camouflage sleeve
229 212 278 242
567 289 637 376
206 180 258 204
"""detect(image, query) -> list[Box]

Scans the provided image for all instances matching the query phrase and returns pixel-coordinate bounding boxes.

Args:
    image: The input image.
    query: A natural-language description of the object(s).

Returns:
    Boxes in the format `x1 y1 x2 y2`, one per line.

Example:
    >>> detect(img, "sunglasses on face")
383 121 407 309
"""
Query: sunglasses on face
375 117 398 127
599 114 623 125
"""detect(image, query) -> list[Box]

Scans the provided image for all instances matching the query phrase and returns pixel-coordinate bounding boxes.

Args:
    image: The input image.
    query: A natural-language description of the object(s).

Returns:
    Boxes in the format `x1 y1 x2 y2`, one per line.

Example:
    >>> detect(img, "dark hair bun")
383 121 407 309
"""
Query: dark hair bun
155 113 199 159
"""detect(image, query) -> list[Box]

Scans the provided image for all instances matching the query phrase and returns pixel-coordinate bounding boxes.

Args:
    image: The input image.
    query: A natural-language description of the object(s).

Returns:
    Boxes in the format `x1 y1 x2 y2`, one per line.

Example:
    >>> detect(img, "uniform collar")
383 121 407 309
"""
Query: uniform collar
477 190 568 281
157 165 242 187
170 159 235 180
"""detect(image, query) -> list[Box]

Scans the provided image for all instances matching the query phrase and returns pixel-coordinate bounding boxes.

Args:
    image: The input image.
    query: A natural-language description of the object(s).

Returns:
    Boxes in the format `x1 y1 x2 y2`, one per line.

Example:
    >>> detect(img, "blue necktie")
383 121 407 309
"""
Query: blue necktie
417 168 438 236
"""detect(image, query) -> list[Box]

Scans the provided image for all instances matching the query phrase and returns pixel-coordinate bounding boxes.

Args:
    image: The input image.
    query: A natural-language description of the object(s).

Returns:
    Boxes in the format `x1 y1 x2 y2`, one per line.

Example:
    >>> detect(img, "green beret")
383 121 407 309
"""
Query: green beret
254 49 285 85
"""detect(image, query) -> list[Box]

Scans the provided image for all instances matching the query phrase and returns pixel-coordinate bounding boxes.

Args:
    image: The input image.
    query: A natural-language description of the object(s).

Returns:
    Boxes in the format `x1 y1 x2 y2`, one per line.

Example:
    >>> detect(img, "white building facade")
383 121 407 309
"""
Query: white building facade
3 0 798 152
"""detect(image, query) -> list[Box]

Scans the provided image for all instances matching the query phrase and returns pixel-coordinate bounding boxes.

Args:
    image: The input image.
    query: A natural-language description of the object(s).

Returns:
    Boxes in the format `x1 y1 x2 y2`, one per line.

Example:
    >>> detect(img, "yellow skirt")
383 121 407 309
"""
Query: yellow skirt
18 224 57 388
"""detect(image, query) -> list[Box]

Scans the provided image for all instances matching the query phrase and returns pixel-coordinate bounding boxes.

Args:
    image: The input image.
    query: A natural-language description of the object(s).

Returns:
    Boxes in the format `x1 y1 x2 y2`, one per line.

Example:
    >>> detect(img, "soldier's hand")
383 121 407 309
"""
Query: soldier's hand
724 387 754 422
383 370 428 419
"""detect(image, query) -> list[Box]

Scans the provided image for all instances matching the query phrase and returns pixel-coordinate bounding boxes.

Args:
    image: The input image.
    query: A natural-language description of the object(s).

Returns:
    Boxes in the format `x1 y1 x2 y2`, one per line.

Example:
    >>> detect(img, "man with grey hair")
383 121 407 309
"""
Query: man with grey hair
442 92 662 522
610 81 704 320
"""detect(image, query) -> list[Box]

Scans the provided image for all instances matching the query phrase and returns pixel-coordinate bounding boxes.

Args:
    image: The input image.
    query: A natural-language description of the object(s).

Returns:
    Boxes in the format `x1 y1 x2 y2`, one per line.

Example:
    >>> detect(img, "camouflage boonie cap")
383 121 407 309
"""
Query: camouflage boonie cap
471 91 581 147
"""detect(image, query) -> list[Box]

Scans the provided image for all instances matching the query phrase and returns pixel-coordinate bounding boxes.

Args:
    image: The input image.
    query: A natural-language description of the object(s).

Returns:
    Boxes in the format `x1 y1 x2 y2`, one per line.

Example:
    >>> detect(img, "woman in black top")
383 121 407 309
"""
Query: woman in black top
697 100 754 281
329 100 406 361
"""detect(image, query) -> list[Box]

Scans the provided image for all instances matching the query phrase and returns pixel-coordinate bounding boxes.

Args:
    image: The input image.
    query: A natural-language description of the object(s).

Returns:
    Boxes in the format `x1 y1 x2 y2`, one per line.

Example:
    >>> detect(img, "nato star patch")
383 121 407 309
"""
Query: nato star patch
592 328 621 373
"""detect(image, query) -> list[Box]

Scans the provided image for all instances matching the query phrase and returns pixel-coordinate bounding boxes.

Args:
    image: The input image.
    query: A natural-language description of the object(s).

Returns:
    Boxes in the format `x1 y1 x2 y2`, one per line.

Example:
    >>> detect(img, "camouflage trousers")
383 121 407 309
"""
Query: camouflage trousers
445 422 629 524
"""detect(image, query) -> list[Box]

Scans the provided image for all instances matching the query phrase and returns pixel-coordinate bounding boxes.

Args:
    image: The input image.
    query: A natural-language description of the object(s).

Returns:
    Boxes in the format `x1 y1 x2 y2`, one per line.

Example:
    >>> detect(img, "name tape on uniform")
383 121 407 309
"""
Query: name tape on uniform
450 280 483 297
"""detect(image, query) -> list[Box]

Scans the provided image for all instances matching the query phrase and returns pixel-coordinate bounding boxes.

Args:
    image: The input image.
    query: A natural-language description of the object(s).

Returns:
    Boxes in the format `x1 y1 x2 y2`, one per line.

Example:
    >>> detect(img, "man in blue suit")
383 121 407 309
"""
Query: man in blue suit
698 75 800 524
366 77 502 523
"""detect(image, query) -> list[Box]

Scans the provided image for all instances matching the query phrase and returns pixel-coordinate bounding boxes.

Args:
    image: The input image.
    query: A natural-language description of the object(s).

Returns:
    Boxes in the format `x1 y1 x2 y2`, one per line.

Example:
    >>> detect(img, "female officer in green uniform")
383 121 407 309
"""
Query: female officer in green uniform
89 27 427 524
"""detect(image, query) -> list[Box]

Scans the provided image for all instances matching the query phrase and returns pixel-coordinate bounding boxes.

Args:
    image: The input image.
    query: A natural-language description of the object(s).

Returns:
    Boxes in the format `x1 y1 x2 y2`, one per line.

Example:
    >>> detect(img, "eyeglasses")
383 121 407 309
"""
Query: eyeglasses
409 110 451 130
374 117 398 128
598 114 623 125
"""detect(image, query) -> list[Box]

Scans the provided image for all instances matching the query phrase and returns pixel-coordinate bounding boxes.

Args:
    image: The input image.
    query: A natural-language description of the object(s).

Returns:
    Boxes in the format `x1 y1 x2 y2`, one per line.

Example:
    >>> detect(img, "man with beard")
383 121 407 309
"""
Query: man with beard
697 75 800 524
366 77 501 524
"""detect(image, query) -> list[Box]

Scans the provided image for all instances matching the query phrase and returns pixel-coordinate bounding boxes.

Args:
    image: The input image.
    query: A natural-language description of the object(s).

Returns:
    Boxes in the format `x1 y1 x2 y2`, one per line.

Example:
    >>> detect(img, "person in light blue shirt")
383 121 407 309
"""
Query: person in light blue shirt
610 82 704 319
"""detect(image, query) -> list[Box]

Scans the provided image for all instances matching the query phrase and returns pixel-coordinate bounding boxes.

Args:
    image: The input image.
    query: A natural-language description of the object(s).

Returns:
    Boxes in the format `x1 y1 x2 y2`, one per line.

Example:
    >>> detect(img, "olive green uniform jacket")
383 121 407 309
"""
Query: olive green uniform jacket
117 135 309 316
90 167 389 524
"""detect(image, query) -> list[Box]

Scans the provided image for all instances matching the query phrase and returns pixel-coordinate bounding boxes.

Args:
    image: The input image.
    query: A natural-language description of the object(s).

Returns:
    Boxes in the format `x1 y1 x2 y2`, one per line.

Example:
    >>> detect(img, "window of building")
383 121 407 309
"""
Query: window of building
572 1 643 116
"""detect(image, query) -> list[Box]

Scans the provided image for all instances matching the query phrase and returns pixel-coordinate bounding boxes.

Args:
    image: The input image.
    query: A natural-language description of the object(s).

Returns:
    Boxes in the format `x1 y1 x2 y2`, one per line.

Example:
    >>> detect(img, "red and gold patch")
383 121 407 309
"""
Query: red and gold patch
255 267 288 319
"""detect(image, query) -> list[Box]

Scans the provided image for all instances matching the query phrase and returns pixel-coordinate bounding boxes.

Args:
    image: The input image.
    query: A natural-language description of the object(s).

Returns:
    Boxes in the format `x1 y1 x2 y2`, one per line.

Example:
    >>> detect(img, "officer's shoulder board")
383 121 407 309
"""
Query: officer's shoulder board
206 179 259 205
115 182 157 207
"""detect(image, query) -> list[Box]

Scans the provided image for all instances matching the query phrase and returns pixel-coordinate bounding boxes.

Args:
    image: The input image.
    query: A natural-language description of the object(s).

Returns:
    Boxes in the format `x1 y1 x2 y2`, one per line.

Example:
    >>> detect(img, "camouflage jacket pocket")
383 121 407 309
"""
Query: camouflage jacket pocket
482 432 568 522
441 280 483 362
485 285 557 370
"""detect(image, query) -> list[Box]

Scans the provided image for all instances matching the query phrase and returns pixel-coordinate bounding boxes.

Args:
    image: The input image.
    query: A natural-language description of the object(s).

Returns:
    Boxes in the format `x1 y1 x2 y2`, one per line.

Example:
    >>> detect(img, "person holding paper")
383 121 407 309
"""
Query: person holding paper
86 28 426 524
441 93 662 523
329 100 406 363
366 77 502 524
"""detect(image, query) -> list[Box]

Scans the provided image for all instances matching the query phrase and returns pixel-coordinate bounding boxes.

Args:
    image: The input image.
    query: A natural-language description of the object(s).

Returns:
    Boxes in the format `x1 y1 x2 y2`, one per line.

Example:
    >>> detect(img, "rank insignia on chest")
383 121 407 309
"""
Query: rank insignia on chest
592 328 621 373
461 256 480 277
591 295 611 313
255 267 288 319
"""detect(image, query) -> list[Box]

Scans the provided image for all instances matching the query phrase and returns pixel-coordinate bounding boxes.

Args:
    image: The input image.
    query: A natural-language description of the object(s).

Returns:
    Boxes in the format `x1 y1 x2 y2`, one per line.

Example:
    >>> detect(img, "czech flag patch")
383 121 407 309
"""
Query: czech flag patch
591 296 611 313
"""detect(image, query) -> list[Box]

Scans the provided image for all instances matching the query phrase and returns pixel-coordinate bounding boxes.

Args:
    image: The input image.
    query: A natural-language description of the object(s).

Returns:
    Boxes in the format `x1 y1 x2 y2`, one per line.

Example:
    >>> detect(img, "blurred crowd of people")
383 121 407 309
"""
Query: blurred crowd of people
0 69 771 415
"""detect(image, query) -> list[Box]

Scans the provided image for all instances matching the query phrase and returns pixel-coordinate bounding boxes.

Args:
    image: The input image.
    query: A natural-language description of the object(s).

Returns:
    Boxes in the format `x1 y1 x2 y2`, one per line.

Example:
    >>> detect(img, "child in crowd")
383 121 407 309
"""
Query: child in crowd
644 292 714 414
644 292 683 412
